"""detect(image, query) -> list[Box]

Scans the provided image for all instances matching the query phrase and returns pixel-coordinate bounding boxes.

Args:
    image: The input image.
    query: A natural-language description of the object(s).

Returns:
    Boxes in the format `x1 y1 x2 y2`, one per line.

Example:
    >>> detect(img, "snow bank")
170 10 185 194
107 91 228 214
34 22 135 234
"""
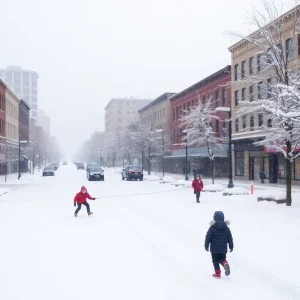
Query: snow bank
203 183 225 192
223 187 250 196
160 176 176 184
145 175 160 181
0 188 10 196
258 190 286 200
172 179 192 187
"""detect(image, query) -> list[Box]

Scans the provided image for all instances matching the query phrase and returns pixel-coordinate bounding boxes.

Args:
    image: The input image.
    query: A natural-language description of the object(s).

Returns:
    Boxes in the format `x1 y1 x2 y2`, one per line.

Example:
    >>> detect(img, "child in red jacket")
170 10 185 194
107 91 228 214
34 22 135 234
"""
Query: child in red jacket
74 186 96 217
192 175 204 203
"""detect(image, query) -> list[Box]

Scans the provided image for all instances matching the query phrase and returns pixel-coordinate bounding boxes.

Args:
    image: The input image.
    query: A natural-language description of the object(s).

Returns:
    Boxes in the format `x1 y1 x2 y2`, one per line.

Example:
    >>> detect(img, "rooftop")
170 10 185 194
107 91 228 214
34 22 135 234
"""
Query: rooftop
138 93 176 113
104 98 152 110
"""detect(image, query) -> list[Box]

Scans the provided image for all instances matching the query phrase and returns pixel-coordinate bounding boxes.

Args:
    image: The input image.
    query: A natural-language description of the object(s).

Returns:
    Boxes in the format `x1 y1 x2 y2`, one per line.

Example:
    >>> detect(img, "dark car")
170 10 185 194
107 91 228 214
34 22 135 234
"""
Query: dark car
63 161 67 165
43 165 55 176
51 163 59 171
86 163 98 172
122 165 143 181
76 163 85 170
87 166 104 181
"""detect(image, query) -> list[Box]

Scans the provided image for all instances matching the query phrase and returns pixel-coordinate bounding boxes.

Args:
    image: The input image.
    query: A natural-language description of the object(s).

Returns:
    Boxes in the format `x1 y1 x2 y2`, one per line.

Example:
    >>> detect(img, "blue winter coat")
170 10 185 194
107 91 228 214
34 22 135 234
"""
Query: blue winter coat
205 212 234 253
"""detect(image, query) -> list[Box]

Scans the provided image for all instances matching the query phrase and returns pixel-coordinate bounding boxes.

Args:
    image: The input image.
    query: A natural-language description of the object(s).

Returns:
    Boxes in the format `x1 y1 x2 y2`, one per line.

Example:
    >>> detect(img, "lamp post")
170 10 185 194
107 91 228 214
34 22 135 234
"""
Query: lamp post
18 140 28 179
182 129 189 181
156 129 165 177
98 148 101 166
216 107 234 188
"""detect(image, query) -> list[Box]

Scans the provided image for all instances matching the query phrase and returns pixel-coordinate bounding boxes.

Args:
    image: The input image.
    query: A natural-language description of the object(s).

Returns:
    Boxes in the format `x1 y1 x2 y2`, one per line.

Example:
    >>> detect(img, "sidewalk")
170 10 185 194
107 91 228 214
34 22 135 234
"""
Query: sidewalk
0 171 42 185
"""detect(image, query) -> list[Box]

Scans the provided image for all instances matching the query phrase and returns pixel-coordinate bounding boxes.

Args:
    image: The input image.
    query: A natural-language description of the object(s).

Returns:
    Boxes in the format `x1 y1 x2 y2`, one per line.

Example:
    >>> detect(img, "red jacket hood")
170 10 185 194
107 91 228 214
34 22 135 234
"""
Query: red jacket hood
81 186 87 192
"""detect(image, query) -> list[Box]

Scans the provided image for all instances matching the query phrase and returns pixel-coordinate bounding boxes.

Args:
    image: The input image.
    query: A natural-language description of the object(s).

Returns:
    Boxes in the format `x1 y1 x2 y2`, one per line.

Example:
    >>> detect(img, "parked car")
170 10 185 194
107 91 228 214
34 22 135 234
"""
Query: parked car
76 163 85 170
122 165 143 181
87 166 104 181
63 161 67 165
43 165 55 176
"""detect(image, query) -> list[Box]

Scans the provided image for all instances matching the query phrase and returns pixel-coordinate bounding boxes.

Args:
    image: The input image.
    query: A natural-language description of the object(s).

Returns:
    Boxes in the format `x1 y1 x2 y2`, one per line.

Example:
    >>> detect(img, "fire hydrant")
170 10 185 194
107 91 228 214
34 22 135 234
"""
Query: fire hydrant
250 182 254 194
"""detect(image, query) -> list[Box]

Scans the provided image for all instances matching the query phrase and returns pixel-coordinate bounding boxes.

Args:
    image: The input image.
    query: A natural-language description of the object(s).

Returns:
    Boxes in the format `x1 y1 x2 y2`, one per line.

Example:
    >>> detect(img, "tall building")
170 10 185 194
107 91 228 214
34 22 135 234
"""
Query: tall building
0 66 39 119
37 109 51 135
104 98 151 159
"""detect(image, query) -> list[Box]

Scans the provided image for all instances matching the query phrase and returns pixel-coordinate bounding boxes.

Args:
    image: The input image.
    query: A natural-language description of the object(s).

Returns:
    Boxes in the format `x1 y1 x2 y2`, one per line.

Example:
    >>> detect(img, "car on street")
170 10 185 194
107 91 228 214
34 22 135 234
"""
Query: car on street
76 162 85 170
63 161 67 165
87 166 104 181
122 165 143 181
86 163 98 172
43 165 55 176
51 163 59 170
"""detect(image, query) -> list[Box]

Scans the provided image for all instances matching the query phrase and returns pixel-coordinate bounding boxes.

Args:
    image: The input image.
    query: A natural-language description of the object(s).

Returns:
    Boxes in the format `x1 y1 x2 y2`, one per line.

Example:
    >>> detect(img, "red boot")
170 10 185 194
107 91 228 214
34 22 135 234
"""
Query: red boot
212 270 221 279
222 260 230 276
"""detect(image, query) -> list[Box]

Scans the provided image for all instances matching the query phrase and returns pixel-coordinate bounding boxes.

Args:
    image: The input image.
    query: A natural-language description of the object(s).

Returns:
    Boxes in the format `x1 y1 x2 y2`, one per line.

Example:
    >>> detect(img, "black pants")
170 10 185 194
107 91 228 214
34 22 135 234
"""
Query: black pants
75 202 90 214
211 253 227 270
195 192 200 203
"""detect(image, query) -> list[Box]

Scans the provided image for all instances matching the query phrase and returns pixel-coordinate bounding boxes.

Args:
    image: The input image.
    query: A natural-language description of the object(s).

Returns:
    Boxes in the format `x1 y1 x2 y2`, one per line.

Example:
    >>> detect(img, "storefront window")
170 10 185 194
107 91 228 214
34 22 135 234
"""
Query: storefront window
235 152 244 176
278 157 285 178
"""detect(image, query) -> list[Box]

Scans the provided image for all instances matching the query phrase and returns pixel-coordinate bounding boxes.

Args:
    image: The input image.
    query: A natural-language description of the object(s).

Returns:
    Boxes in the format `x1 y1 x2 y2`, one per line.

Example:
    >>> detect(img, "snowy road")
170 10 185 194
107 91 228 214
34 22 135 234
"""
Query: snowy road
0 165 300 300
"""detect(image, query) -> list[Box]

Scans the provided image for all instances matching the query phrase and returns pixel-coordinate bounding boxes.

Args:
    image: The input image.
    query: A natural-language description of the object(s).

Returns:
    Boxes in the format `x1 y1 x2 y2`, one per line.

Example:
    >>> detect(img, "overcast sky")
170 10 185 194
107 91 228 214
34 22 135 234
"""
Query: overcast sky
0 0 296 156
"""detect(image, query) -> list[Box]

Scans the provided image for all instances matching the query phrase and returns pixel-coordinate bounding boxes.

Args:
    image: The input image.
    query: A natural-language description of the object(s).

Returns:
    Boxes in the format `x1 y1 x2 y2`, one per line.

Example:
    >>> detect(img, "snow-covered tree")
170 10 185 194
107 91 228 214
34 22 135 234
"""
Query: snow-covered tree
230 1 300 206
180 97 221 184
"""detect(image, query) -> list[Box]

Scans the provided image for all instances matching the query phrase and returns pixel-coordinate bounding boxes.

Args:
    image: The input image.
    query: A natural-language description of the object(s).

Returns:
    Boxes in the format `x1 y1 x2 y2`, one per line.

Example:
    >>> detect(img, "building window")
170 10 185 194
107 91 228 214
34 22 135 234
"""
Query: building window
298 34 300 56
215 119 219 135
234 64 238 81
234 90 239 106
242 88 246 101
235 151 244 176
187 102 190 111
258 114 264 127
222 88 226 105
249 57 253 75
215 90 219 107
286 38 294 60
202 96 206 104
176 107 179 120
250 116 254 131
249 85 254 101
173 129 176 143
241 61 246 78
242 115 247 129
183 104 186 115
267 118 272 128
257 54 262 72
235 118 239 132
258 82 263 99
267 78 272 98
173 108 175 121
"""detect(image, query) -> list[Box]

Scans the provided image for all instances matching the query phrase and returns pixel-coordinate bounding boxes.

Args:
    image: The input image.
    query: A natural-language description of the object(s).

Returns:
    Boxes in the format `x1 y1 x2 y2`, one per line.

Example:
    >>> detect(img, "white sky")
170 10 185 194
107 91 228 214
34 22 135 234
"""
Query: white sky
0 0 296 156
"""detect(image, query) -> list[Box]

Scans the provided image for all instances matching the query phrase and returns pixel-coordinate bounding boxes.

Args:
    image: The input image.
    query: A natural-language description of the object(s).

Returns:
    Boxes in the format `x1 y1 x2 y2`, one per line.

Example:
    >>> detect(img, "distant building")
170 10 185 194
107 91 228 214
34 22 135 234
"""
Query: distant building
37 109 50 135
104 98 151 160
0 66 39 119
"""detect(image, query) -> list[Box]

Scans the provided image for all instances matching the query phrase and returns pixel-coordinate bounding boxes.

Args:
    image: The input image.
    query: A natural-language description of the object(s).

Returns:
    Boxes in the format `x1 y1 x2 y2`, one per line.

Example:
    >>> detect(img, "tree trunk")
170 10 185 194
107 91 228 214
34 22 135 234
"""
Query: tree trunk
286 141 292 206
148 146 151 175
211 158 214 185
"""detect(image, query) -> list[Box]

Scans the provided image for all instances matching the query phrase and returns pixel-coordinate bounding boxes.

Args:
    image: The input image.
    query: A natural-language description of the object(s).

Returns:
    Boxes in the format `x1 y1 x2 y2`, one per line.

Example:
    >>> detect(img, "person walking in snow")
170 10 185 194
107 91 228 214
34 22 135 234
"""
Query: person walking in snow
74 186 96 217
192 175 203 203
205 211 234 279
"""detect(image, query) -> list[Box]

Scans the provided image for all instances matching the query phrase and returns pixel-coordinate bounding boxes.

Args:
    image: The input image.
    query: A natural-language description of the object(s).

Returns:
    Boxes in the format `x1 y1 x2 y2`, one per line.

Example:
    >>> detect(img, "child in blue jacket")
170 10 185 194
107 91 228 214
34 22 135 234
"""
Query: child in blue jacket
205 211 234 279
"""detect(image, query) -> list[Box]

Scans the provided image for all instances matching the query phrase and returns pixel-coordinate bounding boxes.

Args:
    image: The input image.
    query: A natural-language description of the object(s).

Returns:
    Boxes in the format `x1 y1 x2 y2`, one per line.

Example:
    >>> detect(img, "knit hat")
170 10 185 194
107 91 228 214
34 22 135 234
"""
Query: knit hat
213 211 224 222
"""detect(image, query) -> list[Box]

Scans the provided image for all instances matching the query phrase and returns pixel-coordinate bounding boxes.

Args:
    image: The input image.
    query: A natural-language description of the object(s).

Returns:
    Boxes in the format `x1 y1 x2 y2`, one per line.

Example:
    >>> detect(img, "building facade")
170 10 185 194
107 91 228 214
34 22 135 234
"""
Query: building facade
0 66 39 119
19 99 30 142
228 6 300 183
169 66 231 177
104 98 151 163
37 109 50 135
0 79 6 174
5 86 19 174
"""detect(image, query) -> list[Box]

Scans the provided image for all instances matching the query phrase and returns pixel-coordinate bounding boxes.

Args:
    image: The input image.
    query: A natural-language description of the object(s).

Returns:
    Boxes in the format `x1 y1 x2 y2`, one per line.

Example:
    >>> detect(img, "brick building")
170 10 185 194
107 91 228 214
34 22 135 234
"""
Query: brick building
168 66 231 177
19 99 30 142
0 79 6 174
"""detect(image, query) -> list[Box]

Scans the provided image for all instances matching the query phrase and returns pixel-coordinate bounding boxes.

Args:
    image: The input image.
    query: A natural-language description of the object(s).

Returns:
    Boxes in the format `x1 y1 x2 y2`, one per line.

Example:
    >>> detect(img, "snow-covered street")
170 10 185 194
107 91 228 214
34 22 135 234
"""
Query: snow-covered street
0 165 300 300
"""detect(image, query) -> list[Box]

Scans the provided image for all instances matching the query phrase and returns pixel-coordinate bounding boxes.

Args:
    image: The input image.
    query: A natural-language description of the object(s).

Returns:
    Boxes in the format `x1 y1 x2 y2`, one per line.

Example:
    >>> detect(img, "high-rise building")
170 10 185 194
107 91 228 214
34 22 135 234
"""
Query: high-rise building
0 66 39 119
37 109 51 135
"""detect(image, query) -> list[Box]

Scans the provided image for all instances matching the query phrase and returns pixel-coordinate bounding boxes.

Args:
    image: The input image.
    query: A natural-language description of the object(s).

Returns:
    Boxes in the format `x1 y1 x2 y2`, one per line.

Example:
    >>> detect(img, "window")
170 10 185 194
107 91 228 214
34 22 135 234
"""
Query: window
242 116 247 129
180 106 182 116
257 54 262 72
276 43 283 60
258 82 263 99
163 108 165 118
234 90 239 106
176 106 179 120
241 61 246 78
298 34 300 56
258 114 264 127
249 85 254 101
215 90 219 107
250 116 254 131
222 88 227 105
267 118 272 128
202 96 206 104
235 152 244 176
215 120 219 135
286 38 294 60
183 104 186 115
173 130 176 143
234 64 238 81
242 88 246 101
249 57 254 75
235 118 239 132
187 102 190 111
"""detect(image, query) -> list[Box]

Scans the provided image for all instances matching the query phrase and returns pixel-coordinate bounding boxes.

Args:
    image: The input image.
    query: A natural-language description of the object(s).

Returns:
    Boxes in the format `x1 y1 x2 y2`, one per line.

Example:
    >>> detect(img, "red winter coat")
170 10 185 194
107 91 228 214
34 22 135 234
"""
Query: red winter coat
192 179 204 192
74 186 93 204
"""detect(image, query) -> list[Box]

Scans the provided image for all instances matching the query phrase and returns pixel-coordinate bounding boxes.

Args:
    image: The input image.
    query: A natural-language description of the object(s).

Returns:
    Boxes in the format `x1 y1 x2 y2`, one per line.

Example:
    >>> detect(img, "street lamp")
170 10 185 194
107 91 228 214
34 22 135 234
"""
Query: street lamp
156 129 165 177
18 140 28 179
215 107 234 188
182 129 189 181
98 148 101 166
